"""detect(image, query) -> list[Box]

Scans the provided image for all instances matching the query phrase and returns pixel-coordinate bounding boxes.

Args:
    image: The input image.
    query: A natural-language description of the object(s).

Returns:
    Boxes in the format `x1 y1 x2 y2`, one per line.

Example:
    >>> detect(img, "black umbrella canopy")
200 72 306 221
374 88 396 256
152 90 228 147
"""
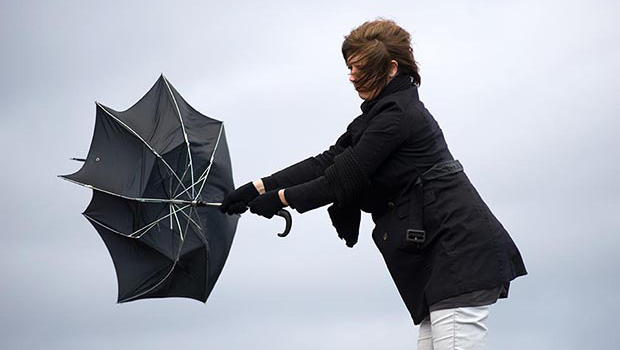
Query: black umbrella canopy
60 74 239 303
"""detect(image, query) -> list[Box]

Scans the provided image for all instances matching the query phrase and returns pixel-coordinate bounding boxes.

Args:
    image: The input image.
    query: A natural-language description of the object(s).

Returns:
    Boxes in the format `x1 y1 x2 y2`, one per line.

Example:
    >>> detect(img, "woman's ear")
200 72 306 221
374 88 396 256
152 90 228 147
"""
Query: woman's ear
389 60 399 78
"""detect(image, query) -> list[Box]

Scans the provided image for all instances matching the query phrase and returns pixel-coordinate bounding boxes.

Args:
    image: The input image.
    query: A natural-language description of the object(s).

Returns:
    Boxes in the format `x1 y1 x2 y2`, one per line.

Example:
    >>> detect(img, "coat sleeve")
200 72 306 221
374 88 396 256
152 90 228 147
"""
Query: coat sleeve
286 103 410 213
260 131 351 192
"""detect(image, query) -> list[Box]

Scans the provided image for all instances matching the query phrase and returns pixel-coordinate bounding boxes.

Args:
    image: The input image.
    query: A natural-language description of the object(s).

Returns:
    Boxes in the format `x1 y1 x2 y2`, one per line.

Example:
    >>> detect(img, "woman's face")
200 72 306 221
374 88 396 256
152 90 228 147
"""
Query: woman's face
347 56 399 101
347 59 374 100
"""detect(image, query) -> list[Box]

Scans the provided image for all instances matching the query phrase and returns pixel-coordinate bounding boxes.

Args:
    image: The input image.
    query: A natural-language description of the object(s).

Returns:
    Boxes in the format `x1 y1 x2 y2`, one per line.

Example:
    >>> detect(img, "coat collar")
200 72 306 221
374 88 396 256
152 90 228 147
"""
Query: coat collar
360 74 418 114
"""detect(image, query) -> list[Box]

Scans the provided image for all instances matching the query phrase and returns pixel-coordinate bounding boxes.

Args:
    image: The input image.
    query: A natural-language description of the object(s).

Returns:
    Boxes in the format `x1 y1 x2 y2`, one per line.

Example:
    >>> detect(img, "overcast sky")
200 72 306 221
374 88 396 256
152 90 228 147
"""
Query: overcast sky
1 0 619 349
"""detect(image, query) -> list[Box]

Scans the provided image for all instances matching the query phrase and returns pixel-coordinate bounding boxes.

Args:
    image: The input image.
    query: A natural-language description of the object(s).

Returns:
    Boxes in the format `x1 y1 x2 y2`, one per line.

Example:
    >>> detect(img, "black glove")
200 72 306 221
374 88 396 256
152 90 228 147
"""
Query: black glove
220 182 260 215
249 190 285 219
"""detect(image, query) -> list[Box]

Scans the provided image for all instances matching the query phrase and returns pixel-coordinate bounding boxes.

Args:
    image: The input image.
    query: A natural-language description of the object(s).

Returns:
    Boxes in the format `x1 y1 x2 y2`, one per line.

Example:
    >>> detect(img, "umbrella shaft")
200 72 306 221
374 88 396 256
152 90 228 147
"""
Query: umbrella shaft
168 199 220 206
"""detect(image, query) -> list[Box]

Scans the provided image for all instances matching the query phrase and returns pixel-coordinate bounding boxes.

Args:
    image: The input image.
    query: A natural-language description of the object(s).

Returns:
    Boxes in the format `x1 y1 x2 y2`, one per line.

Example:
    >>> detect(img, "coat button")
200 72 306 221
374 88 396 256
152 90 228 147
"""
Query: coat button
387 201 395 208
383 232 388 241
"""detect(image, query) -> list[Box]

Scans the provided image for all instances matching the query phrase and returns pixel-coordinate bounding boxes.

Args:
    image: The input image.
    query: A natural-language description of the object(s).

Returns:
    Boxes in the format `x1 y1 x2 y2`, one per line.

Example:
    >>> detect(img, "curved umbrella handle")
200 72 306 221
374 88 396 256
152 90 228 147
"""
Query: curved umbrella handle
275 209 292 237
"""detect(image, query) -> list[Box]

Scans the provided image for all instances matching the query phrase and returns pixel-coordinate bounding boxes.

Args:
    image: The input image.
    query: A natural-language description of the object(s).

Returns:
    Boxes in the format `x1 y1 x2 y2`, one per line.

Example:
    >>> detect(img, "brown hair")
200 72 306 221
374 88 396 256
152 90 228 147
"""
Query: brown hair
342 19 421 97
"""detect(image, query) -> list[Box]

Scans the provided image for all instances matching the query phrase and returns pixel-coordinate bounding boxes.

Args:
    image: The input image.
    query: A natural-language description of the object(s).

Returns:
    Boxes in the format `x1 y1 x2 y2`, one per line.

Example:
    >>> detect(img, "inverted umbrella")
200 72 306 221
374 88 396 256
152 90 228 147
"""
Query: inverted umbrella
60 75 291 303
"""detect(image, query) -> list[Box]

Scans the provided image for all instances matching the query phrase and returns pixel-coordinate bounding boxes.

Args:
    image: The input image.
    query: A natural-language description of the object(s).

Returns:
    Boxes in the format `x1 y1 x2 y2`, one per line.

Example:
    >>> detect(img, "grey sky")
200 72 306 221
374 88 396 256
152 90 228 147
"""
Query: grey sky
1 0 619 349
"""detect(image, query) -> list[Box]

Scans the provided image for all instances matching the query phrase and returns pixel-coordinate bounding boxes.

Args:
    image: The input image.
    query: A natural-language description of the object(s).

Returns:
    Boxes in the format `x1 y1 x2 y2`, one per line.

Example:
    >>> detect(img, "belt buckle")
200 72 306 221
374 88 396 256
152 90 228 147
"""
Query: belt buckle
406 229 426 245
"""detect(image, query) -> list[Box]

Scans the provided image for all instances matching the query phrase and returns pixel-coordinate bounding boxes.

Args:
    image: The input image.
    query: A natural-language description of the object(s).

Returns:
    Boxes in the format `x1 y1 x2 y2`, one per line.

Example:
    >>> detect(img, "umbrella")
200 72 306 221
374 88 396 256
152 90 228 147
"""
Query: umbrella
60 74 291 303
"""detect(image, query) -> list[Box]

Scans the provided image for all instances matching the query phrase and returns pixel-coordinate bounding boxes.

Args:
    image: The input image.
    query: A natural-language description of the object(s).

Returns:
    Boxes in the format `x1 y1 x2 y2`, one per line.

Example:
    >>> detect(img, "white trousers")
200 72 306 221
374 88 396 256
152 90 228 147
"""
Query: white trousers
417 305 490 350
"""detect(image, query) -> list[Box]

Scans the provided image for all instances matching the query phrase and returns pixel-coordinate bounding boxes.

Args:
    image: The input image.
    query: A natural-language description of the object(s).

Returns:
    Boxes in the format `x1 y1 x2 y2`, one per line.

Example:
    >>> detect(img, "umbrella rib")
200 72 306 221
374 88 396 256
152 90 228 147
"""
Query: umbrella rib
83 205 191 239
171 203 185 242
184 207 192 237
180 205 193 247
162 75 195 198
196 123 224 198
169 203 173 231
132 204 191 239
177 206 204 233
84 214 188 269
172 123 224 201
172 160 192 198
59 177 205 206
83 213 132 237
117 202 188 303
179 207 211 275
121 262 178 303
176 205 208 246
172 164 211 200
96 102 191 195
172 162 211 200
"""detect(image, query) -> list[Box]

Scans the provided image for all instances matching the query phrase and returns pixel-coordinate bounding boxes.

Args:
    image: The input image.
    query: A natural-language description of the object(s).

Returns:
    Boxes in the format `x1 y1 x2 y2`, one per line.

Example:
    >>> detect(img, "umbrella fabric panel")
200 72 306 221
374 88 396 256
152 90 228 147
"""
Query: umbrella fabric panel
143 247 209 301
105 76 186 156
92 219 182 302
163 80 226 202
86 192 213 303
84 191 211 262
190 127 237 296
91 214 211 303
146 143 195 201
64 106 157 198
84 190 184 261
197 205 238 297
195 127 235 203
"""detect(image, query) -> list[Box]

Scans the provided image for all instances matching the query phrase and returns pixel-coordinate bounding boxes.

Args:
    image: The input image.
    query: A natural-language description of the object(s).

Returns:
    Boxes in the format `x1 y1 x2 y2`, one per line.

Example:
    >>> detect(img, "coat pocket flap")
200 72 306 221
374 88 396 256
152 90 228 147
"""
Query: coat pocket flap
397 188 432 219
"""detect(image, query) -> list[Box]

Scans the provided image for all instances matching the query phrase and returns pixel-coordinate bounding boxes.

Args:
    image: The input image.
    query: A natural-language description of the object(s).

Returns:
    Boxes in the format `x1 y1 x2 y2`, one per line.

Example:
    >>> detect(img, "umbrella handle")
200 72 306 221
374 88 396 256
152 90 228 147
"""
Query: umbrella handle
275 209 292 237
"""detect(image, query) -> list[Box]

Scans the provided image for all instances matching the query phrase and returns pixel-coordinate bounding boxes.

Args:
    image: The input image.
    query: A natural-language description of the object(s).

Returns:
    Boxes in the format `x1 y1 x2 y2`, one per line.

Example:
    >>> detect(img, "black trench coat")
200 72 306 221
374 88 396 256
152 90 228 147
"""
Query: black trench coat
261 74 527 325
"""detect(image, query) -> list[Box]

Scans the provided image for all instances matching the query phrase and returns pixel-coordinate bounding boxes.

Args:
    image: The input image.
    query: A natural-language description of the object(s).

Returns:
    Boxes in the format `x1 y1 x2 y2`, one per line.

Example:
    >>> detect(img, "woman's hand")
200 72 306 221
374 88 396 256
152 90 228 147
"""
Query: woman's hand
249 190 288 219
219 182 261 215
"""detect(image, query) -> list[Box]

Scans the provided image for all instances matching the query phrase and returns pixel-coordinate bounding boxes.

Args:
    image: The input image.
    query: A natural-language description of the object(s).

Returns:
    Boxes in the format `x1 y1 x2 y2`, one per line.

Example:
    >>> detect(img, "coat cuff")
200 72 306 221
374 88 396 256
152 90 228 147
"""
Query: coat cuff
261 157 317 192
285 176 335 213
260 176 280 192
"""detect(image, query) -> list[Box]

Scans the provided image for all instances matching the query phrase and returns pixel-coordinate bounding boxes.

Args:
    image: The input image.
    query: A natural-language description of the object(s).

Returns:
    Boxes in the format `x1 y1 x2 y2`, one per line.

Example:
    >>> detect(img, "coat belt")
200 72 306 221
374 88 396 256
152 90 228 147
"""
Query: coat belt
414 159 463 186
402 159 464 246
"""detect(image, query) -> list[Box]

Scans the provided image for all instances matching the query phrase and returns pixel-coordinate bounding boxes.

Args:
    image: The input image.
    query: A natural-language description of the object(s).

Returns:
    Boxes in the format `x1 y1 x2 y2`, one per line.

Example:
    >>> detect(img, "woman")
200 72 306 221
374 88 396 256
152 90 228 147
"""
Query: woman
220 19 527 349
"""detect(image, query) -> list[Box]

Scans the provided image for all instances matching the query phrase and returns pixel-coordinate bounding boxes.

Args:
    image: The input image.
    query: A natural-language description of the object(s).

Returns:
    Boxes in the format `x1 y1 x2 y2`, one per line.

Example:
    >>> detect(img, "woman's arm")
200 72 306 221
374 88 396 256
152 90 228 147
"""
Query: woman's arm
255 130 352 193
278 189 289 206
284 104 410 213
253 179 267 195
223 130 350 215
251 180 290 206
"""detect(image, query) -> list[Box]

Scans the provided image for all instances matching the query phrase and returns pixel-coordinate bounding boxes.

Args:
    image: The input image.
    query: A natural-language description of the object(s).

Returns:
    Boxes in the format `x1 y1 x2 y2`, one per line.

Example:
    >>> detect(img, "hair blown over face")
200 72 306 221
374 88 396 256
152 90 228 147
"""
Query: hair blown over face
342 19 421 97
